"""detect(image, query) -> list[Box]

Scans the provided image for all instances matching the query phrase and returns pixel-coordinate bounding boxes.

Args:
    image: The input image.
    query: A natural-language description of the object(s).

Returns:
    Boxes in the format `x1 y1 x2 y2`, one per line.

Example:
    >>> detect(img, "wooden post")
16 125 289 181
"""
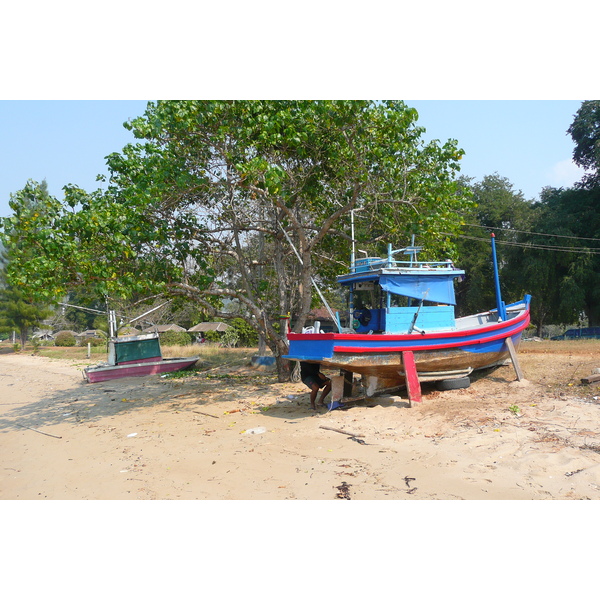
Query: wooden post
402 350 422 405
331 371 355 402
330 375 345 402
341 369 353 397
505 337 524 381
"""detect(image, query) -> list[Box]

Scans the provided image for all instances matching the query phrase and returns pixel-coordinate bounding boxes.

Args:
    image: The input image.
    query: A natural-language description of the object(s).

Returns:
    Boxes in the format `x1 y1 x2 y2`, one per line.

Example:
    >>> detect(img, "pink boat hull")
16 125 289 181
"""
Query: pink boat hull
84 357 198 383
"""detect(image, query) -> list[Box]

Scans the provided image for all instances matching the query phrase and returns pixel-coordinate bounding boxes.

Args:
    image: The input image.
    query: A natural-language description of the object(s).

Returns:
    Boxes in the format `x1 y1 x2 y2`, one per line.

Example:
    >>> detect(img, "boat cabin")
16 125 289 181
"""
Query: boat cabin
107 333 162 366
337 243 465 335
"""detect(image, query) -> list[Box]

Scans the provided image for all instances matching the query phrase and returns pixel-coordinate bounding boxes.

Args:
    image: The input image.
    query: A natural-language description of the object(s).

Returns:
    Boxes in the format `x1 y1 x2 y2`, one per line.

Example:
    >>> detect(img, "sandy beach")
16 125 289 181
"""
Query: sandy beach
2 342 600 501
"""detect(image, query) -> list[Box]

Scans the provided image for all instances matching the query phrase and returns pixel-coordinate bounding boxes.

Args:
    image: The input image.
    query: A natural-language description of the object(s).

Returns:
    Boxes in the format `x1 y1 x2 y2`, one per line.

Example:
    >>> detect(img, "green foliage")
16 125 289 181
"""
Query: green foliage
159 330 191 346
454 174 535 317
0 102 473 381
0 285 51 346
219 326 240 348
229 318 258 347
455 159 600 331
529 185 600 326
54 331 76 346
568 100 600 188
202 330 220 343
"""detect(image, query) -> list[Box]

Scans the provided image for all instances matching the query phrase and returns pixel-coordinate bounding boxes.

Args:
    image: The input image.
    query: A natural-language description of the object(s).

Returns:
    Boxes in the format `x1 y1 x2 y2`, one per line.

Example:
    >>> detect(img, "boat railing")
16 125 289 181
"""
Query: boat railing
353 257 456 273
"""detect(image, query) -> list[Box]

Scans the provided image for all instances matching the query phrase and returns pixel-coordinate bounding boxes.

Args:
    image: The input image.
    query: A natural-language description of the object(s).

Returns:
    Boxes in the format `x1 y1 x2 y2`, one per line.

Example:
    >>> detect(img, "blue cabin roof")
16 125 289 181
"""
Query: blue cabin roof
337 248 464 306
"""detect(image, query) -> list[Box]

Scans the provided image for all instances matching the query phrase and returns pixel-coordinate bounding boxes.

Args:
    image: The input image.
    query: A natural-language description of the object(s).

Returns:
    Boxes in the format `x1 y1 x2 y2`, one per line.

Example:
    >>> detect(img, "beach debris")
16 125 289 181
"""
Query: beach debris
193 410 219 419
127 432 138 438
15 423 62 439
319 425 364 438
565 469 584 477
350 436 368 445
244 427 267 435
404 476 417 494
581 373 600 385
335 481 352 500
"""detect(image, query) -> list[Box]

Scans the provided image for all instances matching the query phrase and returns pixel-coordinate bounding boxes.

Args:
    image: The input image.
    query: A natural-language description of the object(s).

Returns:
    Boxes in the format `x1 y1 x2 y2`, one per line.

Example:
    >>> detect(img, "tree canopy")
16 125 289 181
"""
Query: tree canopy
452 98 600 333
1 100 472 378
567 100 600 188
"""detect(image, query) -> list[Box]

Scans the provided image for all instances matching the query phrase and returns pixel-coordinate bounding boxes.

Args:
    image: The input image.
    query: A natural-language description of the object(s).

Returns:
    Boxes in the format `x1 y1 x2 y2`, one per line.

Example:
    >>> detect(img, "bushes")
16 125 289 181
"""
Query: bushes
159 330 192 346
54 331 76 347
230 318 258 347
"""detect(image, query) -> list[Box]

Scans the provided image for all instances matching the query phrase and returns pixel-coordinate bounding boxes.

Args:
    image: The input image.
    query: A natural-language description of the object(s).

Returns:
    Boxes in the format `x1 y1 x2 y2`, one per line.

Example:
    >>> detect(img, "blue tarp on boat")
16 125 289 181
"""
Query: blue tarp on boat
378 274 457 305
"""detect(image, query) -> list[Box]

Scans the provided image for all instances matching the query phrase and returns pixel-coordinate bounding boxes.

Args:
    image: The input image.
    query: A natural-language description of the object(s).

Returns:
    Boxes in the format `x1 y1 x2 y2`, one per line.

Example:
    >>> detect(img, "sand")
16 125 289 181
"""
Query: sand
2 343 600 501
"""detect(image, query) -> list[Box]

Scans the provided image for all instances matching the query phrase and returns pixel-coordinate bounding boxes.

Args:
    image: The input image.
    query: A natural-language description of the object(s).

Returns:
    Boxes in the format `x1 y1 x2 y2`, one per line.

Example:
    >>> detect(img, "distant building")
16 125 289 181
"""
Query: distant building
142 324 186 333
187 322 231 342
117 326 141 337
77 329 107 339
32 329 55 341
188 322 230 333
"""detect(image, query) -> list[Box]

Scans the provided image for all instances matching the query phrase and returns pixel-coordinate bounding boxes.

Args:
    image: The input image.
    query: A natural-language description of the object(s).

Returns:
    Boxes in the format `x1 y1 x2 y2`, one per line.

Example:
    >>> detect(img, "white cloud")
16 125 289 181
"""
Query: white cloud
548 159 587 189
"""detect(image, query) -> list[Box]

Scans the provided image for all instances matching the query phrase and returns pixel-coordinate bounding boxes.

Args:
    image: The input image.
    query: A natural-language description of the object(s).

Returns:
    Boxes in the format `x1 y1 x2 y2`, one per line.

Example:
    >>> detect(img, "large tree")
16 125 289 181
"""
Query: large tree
0 181 53 345
454 173 536 318
529 185 600 327
567 100 600 188
1 101 472 379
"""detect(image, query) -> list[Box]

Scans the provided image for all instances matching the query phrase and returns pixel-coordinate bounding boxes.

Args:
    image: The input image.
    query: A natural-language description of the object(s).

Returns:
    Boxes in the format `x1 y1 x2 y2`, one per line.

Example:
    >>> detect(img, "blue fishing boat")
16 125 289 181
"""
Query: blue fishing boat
284 237 531 398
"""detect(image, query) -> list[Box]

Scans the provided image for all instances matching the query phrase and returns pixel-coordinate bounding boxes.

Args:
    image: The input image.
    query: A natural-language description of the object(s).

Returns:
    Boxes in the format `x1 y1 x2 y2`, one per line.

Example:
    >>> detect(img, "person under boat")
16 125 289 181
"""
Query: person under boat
300 361 332 410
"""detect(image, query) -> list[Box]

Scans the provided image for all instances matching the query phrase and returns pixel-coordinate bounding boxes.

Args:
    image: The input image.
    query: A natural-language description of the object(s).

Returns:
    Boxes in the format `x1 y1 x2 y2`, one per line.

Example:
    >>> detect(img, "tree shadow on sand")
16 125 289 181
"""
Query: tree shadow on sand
0 372 261 434
1 367 429 435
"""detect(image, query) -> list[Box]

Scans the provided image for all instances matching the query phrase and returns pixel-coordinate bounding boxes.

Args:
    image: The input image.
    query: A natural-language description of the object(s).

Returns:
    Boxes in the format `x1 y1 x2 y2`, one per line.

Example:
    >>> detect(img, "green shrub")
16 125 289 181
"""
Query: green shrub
230 318 258 347
159 331 192 346
54 331 77 347
220 327 240 348
88 337 106 347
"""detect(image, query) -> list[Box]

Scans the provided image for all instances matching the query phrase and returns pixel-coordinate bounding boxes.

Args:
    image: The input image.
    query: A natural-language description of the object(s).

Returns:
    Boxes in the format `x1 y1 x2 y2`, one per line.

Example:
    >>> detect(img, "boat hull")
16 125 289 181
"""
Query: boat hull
284 299 530 388
84 357 199 383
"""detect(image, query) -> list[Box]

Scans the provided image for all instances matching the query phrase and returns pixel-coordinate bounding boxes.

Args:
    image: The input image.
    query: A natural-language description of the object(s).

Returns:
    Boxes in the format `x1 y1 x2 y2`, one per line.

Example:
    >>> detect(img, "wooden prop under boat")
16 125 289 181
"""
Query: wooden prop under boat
83 332 198 383
284 237 531 398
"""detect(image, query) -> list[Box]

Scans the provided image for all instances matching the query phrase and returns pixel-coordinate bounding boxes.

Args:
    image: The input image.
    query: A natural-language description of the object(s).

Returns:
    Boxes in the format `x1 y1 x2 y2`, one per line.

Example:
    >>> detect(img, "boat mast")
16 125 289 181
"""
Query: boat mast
491 233 507 321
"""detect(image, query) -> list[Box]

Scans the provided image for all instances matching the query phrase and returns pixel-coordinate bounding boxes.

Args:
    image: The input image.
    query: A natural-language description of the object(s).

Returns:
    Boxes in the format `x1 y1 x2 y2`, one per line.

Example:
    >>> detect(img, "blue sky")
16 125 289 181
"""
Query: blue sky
0 100 588 219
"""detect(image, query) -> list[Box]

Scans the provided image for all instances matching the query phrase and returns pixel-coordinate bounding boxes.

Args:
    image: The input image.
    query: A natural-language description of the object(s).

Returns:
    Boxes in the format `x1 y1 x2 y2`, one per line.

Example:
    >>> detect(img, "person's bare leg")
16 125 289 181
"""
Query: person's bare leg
317 380 332 406
310 384 320 409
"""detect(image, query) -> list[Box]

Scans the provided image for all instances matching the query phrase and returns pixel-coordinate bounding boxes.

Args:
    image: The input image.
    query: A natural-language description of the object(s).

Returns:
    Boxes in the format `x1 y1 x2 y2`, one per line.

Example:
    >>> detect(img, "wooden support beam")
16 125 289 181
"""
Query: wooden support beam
402 350 422 405
505 337 524 381
341 369 353 397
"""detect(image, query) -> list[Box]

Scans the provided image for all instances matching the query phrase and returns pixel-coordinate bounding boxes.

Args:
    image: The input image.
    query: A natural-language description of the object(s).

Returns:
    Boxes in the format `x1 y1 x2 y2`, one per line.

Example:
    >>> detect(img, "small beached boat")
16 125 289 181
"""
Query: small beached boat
83 332 198 383
284 236 531 398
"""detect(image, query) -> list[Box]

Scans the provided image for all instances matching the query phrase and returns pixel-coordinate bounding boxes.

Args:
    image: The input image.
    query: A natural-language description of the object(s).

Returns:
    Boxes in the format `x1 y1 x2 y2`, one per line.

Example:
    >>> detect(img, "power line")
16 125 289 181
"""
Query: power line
445 232 600 255
463 222 600 243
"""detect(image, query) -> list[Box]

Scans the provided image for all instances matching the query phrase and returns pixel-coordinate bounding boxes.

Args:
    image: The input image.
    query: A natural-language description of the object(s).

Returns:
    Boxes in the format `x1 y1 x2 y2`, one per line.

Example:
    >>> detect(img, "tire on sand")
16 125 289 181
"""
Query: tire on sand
436 376 471 391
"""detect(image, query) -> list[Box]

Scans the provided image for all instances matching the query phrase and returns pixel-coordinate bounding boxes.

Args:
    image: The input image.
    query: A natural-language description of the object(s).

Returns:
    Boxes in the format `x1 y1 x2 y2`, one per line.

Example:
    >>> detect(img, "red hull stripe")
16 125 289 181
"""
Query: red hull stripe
288 309 529 343
332 314 530 353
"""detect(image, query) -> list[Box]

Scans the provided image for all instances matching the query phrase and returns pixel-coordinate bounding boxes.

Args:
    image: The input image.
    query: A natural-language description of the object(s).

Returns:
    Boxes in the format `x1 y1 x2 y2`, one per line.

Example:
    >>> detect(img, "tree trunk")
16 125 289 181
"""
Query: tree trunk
258 334 266 356
587 301 600 327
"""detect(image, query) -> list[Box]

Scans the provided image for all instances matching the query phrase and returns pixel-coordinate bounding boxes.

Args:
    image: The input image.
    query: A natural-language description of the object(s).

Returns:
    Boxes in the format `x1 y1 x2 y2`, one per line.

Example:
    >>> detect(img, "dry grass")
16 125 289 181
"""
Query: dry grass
161 344 260 370
520 338 600 356
517 339 600 393
0 340 263 370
